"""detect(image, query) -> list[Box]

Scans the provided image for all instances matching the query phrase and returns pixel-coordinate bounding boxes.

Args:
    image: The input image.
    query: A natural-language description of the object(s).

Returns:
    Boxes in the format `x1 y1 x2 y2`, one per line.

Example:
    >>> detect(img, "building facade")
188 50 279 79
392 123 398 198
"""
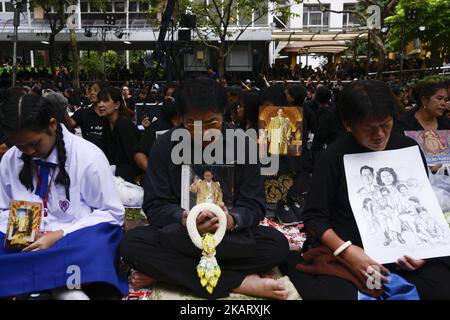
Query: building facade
0 0 360 73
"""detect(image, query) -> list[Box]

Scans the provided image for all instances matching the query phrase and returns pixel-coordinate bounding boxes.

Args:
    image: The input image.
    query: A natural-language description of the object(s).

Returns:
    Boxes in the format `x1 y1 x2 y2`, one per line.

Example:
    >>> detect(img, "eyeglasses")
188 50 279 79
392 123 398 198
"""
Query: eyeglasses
184 120 222 132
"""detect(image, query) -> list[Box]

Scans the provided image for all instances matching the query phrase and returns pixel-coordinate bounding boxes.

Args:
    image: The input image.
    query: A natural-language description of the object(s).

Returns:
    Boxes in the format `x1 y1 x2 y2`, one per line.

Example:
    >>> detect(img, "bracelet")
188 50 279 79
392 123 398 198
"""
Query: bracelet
333 241 352 257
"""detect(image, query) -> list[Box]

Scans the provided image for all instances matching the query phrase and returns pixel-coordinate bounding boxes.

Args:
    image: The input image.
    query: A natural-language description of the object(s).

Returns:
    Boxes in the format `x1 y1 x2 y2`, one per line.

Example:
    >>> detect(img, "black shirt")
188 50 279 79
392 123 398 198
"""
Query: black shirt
134 117 174 155
71 106 104 149
0 128 6 145
125 96 136 112
144 125 265 232
311 106 346 160
102 117 141 183
284 105 317 173
303 132 427 248
394 109 450 134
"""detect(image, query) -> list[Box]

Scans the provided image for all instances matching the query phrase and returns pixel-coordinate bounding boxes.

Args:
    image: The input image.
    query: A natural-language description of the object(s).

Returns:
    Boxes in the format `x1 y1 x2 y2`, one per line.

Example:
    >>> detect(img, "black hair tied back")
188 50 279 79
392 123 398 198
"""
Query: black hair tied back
55 123 71 201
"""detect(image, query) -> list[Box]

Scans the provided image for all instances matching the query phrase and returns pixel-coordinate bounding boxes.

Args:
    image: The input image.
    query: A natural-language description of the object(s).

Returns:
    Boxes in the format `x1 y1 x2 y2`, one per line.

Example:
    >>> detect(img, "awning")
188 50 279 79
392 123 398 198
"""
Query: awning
282 41 349 54
272 29 368 56
272 30 368 42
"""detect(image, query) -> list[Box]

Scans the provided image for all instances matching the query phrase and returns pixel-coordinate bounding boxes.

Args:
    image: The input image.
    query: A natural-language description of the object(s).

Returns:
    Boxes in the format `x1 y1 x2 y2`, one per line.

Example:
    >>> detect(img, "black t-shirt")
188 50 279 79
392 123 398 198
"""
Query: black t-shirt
71 106 104 148
311 106 346 158
144 125 265 233
79 97 91 109
0 128 6 145
302 132 428 248
134 117 174 156
125 96 136 111
102 117 141 183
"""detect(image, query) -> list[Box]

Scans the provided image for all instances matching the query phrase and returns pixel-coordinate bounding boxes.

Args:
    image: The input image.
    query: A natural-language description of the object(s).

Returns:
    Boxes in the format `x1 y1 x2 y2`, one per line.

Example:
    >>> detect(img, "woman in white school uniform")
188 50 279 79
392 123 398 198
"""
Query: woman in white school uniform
0 92 128 299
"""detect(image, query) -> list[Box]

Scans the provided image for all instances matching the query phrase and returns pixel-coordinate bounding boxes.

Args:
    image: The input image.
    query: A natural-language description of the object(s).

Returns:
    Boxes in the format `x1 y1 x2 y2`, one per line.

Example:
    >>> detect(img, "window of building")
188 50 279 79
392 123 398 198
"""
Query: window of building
89 1 100 12
239 8 253 27
129 1 138 12
343 4 359 26
253 1 269 26
5 2 14 12
303 4 329 28
139 2 149 12
80 1 88 13
114 1 125 12
104 2 113 12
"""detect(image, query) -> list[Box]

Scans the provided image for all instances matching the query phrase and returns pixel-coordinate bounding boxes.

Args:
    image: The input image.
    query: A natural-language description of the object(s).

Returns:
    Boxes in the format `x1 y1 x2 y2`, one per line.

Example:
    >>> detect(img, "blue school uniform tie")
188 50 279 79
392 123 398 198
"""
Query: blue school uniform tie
34 160 57 199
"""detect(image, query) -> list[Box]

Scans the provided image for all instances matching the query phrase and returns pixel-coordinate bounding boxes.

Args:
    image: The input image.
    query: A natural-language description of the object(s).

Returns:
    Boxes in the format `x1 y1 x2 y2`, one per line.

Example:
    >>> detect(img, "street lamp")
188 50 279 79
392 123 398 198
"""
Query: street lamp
11 0 25 87
100 14 116 80
418 25 426 32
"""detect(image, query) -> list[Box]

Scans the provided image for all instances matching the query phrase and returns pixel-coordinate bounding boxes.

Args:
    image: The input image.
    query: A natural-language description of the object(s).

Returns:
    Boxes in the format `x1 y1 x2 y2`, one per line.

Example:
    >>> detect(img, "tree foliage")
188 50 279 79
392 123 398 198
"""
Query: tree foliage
385 0 450 66
177 0 301 77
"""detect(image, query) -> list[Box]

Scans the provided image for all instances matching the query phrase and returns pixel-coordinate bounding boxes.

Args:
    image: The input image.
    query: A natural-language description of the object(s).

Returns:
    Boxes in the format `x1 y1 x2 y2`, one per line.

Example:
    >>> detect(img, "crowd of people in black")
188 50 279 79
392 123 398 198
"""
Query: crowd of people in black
0 66 450 300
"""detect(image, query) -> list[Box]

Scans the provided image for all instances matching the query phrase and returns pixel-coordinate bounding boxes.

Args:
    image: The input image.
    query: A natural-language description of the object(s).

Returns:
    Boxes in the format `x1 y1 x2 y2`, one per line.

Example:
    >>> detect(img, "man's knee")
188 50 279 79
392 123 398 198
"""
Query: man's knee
119 225 152 262
257 226 290 264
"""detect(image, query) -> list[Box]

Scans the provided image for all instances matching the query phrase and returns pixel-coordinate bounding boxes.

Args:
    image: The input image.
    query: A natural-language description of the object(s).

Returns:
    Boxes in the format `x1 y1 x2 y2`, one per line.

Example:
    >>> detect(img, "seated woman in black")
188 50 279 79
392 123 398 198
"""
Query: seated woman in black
282 80 450 300
395 80 449 133
120 78 289 300
97 87 141 183
69 81 106 149
395 80 449 173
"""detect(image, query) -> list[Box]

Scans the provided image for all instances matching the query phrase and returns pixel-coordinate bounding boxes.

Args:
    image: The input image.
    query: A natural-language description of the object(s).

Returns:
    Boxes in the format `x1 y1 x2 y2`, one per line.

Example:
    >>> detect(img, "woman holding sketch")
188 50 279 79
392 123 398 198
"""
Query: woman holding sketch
282 80 450 300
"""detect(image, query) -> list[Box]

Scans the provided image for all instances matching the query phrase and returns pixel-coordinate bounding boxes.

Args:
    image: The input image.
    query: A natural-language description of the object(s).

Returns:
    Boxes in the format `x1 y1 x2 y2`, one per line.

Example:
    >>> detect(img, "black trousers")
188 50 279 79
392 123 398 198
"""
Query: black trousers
281 252 450 300
120 224 289 299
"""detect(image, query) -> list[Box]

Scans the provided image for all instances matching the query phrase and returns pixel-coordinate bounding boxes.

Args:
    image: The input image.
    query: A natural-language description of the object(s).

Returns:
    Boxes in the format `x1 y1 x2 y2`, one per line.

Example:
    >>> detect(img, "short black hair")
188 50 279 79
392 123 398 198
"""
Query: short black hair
413 80 447 107
338 80 397 128
360 165 374 175
177 77 227 115
258 84 288 106
286 84 307 106
315 86 332 104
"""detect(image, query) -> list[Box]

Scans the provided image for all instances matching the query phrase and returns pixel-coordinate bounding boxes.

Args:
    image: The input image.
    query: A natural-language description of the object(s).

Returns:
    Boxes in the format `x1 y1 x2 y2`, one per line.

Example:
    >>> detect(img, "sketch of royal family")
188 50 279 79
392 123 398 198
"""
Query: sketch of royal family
357 165 448 247
357 166 380 199
189 170 224 206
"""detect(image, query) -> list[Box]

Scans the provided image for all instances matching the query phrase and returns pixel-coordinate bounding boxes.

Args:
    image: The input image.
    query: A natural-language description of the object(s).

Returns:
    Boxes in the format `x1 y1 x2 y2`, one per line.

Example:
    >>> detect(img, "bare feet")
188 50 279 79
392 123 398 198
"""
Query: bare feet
232 274 288 300
129 271 156 290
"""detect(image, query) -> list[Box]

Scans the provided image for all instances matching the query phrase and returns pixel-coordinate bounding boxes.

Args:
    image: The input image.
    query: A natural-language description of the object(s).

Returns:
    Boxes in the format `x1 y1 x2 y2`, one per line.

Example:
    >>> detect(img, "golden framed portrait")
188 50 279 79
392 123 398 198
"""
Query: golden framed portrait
4 200 42 252
258 106 304 157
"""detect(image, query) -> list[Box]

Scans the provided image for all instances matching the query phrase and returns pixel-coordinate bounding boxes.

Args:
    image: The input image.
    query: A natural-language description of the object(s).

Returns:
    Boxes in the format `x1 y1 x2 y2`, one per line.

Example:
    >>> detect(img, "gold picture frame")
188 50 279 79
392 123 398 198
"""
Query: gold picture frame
4 200 42 252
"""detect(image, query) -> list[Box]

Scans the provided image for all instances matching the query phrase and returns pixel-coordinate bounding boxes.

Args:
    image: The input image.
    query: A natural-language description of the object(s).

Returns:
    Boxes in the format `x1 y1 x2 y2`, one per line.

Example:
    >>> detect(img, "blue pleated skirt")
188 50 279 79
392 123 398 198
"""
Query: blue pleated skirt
0 222 128 298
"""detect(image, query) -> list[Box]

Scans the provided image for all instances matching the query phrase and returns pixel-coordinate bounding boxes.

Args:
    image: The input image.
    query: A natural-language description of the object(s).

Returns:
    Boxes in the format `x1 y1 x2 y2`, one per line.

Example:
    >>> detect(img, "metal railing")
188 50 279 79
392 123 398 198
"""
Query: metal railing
367 66 450 81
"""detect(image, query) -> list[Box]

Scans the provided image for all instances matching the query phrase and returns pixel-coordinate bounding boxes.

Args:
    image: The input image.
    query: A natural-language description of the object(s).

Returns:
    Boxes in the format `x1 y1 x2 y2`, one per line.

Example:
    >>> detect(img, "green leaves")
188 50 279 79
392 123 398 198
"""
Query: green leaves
384 0 450 64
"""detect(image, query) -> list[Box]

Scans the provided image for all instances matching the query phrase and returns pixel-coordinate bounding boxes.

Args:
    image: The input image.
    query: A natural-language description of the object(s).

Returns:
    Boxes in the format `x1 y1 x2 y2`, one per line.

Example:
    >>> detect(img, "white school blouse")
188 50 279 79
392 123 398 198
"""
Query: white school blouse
0 125 124 235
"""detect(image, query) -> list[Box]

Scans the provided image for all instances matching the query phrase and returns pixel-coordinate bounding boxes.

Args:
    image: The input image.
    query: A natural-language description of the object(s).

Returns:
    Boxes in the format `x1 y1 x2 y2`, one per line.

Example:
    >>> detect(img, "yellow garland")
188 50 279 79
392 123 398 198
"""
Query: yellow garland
196 233 221 294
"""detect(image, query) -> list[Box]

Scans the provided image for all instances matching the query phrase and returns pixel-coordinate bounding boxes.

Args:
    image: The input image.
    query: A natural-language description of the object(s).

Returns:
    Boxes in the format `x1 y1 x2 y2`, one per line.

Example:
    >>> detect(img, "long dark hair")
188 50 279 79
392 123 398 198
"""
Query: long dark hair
0 91 71 200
